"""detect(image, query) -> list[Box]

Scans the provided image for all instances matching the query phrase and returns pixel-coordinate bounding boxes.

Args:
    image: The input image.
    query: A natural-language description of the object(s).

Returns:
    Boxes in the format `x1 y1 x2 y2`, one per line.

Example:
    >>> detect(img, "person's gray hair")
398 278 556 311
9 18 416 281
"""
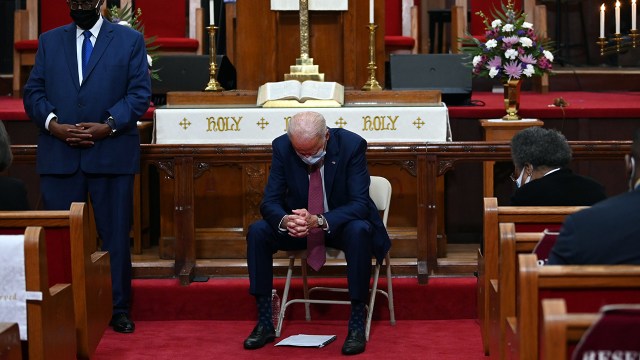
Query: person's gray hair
510 127 572 169
287 111 327 142
0 121 12 172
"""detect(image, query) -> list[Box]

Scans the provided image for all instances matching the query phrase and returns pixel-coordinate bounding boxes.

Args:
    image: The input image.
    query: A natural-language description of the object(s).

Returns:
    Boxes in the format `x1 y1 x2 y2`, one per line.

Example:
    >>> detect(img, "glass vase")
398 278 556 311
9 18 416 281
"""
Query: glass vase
502 79 522 120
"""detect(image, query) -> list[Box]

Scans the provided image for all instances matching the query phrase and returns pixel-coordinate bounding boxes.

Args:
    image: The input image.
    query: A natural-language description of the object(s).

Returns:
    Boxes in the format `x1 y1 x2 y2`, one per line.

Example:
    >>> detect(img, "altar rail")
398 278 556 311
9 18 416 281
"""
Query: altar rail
9 141 631 284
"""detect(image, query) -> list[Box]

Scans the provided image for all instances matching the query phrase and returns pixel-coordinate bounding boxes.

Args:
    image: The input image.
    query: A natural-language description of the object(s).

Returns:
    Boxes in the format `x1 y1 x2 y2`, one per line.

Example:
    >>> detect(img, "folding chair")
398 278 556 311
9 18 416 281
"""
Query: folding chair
276 176 396 341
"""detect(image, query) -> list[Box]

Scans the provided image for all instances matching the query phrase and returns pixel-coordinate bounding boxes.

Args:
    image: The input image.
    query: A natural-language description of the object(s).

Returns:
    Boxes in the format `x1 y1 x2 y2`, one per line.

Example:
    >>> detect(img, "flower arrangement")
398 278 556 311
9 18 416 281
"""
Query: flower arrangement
106 4 160 80
461 0 554 82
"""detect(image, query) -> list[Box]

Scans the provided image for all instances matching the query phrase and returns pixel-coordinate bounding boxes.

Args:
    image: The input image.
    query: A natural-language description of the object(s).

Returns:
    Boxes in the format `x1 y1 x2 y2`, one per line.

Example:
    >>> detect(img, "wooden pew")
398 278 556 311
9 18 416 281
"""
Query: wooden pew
489 223 544 359
479 197 585 355
0 203 111 360
507 254 640 360
541 299 598 360
0 227 77 359
0 323 22 360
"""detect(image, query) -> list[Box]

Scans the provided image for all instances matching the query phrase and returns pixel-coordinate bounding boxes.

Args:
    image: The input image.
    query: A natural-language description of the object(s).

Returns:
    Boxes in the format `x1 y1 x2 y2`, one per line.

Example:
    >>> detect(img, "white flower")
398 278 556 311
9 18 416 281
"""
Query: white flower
522 22 533 29
472 55 483 67
523 64 535 77
491 19 502 28
505 48 519 60
117 20 131 27
485 39 498 49
543 50 554 62
502 24 515 32
147 54 153 67
489 67 499 78
519 37 533 47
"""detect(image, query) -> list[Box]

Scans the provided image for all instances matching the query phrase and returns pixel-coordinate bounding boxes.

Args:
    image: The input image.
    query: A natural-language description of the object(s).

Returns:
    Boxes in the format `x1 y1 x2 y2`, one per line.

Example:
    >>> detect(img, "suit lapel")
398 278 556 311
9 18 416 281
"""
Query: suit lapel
83 21 114 84
62 24 80 90
323 129 339 199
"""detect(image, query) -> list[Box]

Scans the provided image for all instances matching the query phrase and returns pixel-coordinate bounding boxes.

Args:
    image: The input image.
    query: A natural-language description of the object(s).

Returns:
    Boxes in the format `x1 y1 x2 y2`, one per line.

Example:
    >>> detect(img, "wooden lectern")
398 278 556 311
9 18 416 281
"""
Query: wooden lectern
232 0 385 90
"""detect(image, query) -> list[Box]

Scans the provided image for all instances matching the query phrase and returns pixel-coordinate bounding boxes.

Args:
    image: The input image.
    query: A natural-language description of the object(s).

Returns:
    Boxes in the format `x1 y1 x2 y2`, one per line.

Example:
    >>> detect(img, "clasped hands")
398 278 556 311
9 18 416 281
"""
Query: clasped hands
285 208 320 238
49 121 112 147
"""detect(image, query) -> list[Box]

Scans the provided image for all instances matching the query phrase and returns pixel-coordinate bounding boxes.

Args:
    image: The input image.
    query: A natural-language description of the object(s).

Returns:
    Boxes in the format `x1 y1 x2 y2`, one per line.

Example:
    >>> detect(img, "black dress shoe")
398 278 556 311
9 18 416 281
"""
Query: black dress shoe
109 313 135 333
243 323 276 350
342 329 366 355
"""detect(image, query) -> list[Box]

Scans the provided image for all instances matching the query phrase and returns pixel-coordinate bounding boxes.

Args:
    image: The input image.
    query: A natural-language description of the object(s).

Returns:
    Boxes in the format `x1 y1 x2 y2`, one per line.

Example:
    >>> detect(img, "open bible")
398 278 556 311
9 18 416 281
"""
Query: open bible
257 80 344 107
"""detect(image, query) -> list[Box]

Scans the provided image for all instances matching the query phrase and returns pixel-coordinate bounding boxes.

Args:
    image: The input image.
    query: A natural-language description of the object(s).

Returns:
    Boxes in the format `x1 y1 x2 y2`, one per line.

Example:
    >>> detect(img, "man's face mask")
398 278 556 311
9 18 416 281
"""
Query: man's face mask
70 1 101 30
515 166 531 188
299 148 326 166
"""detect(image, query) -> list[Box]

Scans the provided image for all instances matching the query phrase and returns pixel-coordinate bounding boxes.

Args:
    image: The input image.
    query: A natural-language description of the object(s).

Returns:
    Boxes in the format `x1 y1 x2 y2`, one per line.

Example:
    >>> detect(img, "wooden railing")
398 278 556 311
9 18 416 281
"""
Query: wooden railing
10 140 631 285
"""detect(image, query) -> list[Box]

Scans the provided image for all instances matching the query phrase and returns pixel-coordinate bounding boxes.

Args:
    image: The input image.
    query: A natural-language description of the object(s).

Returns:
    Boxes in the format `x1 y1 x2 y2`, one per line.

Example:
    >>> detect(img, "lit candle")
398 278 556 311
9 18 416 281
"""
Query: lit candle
601 4 606 38
633 0 637 31
615 0 621 34
369 0 374 23
209 0 215 26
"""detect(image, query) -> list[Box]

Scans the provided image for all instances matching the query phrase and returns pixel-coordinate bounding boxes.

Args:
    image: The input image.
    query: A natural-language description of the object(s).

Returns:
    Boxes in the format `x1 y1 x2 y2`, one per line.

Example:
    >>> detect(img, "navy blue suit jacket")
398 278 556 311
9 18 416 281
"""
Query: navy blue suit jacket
23 19 151 175
548 188 640 265
260 128 391 262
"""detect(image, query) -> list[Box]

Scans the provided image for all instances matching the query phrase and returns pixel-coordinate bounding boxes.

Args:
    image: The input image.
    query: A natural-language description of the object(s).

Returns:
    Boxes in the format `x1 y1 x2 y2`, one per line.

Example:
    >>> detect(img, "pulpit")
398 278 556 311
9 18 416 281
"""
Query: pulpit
232 0 385 90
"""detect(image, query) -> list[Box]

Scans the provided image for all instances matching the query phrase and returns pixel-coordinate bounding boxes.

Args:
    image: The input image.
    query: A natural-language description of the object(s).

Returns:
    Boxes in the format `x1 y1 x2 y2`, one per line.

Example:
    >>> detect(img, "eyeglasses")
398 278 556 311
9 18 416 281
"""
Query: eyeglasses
67 0 96 10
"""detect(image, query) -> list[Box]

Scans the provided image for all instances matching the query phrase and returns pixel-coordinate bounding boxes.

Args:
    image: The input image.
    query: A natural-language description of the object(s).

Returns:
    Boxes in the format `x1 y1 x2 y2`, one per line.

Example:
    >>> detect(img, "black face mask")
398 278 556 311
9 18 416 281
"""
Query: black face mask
70 7 100 30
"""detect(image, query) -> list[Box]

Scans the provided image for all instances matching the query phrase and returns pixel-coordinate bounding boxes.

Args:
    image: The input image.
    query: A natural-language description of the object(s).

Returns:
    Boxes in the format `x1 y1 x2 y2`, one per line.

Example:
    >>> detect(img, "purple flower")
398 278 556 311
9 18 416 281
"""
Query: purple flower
518 54 537 64
502 35 520 46
504 61 523 79
487 56 502 68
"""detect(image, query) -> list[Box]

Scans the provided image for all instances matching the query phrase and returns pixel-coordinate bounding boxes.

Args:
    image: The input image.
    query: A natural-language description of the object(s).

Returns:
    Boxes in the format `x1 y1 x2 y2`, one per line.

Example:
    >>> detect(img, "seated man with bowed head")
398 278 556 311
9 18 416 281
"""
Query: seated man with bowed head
548 128 640 265
510 127 606 206
0 120 29 210
244 111 391 355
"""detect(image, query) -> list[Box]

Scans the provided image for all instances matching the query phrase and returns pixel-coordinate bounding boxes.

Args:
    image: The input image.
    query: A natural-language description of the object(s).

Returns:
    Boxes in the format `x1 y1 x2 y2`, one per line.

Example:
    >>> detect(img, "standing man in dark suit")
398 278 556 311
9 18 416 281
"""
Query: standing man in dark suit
548 128 640 265
23 0 151 333
244 111 390 355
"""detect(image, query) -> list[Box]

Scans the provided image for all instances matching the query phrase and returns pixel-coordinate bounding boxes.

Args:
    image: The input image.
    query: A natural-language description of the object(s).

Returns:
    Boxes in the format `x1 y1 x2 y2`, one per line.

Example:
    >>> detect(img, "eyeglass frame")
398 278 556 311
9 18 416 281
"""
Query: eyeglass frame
67 0 99 10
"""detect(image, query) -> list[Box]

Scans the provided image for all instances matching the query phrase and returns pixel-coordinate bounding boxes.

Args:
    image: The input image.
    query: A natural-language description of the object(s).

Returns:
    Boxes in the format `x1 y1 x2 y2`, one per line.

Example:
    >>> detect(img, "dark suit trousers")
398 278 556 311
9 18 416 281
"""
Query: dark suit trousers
41 171 134 315
247 219 374 302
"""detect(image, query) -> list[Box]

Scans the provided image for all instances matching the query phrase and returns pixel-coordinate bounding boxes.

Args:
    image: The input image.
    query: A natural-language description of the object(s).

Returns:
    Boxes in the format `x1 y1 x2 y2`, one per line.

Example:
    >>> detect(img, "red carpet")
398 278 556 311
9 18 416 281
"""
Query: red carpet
94 276 483 359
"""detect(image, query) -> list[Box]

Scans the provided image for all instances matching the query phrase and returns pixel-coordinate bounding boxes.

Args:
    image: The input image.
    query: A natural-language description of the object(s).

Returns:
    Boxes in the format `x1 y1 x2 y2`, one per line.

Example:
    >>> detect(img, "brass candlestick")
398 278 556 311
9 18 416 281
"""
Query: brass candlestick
597 29 639 56
204 25 224 91
362 23 382 91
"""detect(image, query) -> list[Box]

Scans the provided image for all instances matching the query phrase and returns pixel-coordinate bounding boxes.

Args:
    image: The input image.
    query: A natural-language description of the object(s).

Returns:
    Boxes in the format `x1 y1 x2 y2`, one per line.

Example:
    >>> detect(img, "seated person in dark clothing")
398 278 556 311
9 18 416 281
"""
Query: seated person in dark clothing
0 120 29 210
509 127 606 206
548 128 640 265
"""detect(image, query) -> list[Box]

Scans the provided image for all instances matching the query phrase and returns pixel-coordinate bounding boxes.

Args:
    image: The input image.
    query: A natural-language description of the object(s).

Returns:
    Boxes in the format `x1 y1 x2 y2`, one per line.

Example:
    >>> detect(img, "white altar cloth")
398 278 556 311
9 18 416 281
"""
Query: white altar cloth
153 105 450 144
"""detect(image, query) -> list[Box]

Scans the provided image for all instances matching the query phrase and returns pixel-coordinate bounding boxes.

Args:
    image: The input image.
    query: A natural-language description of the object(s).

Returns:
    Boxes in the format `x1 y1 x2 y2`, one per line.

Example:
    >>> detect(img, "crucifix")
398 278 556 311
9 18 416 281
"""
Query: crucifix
284 0 325 82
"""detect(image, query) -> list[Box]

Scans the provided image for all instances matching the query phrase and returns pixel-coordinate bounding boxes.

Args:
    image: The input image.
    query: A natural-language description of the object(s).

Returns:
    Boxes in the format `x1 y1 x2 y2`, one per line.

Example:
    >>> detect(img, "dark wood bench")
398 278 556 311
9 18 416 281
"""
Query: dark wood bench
506 254 640 360
0 203 111 360
0 323 22 360
479 197 585 355
541 298 599 359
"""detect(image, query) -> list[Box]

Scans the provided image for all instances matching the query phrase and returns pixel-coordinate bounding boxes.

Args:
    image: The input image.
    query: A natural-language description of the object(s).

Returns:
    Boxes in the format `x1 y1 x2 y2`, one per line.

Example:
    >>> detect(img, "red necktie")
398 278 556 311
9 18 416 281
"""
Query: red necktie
307 164 325 271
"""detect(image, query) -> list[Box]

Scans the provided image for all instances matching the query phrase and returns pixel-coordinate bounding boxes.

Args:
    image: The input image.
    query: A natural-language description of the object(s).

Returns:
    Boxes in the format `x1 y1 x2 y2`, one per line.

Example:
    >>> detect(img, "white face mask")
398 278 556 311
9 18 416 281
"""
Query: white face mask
516 168 531 188
299 149 326 166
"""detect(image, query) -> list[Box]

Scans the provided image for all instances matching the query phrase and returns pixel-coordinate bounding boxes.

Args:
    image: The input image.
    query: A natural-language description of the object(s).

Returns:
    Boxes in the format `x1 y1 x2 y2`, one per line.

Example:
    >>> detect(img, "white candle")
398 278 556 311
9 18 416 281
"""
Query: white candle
633 0 637 31
369 0 374 23
600 4 606 38
209 0 215 26
615 0 621 34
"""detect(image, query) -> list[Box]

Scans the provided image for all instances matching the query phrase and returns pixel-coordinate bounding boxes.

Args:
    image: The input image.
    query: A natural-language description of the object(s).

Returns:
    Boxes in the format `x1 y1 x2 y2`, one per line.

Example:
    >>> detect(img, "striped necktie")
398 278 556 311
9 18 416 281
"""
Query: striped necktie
82 30 93 79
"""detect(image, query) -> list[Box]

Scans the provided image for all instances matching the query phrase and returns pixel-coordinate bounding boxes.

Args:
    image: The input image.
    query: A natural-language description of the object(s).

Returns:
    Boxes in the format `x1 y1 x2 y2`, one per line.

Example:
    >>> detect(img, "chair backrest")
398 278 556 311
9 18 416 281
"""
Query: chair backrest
135 0 188 38
572 304 640 359
369 176 392 227
469 0 523 36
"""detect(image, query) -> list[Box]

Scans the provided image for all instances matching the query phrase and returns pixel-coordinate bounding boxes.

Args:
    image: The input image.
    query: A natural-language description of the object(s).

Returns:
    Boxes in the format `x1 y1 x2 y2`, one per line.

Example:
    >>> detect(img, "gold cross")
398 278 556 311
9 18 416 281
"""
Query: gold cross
257 117 269 130
179 118 191 130
335 117 347 128
413 117 425 129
